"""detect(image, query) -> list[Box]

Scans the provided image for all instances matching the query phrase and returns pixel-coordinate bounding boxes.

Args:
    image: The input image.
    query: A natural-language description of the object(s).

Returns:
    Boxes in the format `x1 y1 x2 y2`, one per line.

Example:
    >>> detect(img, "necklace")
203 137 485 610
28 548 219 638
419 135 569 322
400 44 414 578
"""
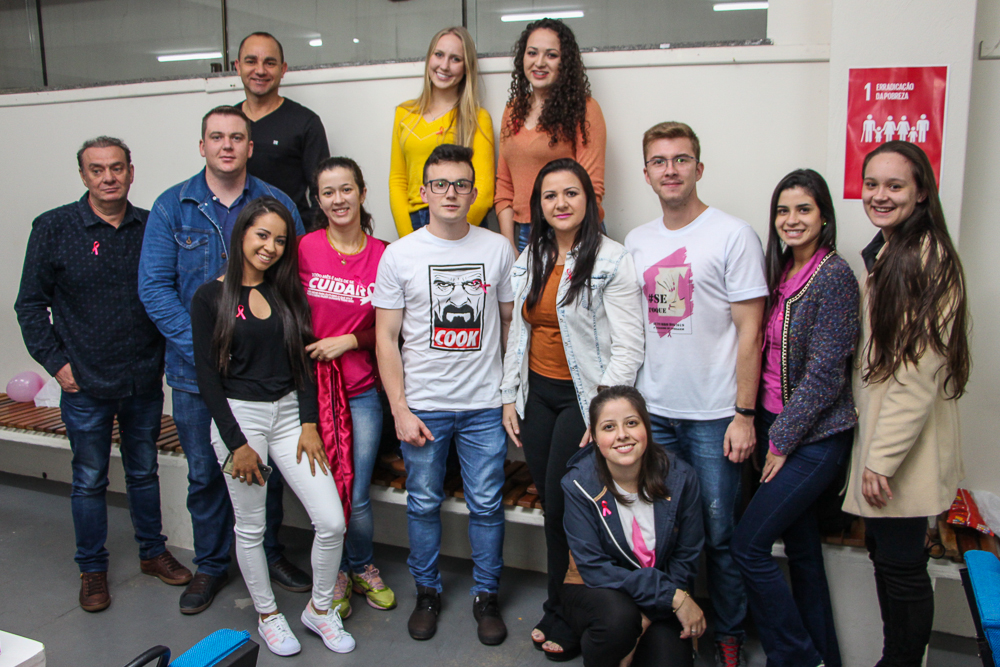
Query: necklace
326 228 366 265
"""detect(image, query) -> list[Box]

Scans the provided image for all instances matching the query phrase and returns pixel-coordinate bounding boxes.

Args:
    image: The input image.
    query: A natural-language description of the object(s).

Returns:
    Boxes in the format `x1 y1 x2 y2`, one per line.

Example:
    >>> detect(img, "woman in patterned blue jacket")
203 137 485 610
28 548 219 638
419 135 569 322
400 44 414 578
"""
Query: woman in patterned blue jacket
731 169 860 667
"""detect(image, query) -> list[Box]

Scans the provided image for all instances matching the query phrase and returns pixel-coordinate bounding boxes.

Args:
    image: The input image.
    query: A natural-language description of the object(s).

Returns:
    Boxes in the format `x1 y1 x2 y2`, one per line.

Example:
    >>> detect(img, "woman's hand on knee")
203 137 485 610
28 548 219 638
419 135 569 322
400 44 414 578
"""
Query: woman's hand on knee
502 403 522 448
297 423 330 477
675 596 706 639
233 444 265 486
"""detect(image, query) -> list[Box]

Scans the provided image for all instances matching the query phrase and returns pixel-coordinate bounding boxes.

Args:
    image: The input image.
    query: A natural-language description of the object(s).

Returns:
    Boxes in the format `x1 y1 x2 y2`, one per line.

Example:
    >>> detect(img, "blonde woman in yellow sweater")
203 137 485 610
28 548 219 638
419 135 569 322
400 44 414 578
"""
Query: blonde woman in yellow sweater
389 27 495 237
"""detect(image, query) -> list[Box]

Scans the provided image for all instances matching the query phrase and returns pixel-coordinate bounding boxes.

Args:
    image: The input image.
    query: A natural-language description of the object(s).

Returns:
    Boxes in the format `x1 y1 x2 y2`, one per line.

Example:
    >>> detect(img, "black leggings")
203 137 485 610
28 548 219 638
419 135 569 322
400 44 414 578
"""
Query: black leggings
563 585 694 667
520 371 587 631
865 516 933 667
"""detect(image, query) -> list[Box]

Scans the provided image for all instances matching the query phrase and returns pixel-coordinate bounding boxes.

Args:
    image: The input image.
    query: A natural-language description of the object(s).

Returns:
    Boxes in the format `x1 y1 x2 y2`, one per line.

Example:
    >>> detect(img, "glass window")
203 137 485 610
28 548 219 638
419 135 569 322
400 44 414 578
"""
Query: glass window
39 0 224 88
0 0 45 90
468 0 767 55
226 0 462 70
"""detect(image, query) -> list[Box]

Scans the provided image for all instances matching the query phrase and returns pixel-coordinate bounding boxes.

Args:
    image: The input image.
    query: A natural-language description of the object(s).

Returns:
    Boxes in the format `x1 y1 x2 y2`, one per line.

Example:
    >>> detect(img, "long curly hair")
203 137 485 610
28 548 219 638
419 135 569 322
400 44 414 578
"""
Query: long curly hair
861 142 971 398
503 19 591 148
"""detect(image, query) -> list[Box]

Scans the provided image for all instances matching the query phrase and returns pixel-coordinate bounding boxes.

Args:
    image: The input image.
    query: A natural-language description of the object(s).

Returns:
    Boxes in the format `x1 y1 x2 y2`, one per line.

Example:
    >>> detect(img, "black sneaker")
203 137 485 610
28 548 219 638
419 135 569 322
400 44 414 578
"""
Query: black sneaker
715 635 746 667
268 556 312 593
408 586 441 640
179 571 230 615
473 591 507 646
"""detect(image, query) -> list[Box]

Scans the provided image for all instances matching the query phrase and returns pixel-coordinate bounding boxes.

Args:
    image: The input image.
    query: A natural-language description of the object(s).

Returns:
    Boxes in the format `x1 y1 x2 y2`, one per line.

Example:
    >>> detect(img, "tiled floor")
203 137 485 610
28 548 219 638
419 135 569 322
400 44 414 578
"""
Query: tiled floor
0 471 983 666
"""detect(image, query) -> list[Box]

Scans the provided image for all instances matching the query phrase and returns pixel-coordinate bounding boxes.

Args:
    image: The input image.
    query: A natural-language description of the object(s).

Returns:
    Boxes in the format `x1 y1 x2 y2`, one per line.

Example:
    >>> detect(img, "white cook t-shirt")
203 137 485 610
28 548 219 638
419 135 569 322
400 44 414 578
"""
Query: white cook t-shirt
624 207 767 420
372 225 515 412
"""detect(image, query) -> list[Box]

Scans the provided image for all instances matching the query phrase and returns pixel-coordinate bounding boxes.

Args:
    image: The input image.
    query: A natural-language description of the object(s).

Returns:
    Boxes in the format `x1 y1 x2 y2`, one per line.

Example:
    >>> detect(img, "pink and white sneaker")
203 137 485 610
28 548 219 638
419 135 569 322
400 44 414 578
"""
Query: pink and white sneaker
258 612 301 656
301 600 356 654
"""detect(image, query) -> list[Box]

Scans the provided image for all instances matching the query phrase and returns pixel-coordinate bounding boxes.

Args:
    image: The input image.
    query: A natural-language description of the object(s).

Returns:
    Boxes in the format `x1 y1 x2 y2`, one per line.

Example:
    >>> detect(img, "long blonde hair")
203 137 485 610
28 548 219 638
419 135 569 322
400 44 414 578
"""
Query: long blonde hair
404 27 486 148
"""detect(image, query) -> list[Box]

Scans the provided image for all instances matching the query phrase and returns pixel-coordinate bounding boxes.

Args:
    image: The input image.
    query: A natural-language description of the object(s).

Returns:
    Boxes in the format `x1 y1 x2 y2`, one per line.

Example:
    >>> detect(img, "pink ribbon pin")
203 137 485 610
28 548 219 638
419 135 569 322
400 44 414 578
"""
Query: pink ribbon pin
92 242 100 255
601 500 612 517
236 305 246 320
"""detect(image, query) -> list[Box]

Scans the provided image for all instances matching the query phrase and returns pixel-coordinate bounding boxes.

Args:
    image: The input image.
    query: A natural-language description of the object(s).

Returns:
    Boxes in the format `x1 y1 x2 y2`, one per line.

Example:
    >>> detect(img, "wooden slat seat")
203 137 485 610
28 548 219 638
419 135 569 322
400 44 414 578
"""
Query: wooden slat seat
0 393 182 455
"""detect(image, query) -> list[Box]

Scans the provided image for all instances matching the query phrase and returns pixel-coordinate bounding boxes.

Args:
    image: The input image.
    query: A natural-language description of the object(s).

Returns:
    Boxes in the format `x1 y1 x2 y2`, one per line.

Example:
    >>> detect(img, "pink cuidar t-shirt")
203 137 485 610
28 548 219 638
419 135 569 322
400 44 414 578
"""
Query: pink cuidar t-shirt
760 247 831 417
298 229 386 397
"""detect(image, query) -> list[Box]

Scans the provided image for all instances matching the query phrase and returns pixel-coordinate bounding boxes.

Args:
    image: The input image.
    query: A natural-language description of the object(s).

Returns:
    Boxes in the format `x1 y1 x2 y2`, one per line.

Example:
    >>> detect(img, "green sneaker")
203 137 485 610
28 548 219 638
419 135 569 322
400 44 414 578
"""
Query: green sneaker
332 570 352 619
351 564 397 610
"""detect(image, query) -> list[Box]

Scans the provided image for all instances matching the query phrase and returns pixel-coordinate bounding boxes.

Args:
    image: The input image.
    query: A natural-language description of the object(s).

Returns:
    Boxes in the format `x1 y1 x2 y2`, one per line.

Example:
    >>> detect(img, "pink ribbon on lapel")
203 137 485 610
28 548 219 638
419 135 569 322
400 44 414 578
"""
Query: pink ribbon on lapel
236 305 246 320
601 499 612 517
92 242 100 255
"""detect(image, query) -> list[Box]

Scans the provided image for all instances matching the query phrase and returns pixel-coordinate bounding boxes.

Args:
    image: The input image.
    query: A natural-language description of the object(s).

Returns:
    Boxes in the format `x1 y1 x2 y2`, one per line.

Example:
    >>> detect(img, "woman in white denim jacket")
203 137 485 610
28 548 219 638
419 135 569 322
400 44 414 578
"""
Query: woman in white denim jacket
500 158 644 660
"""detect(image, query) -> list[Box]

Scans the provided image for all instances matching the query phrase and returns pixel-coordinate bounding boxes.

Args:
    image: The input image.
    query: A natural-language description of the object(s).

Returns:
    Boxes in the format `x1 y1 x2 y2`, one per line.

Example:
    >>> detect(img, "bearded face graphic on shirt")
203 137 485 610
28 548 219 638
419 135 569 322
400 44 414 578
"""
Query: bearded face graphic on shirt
429 264 485 351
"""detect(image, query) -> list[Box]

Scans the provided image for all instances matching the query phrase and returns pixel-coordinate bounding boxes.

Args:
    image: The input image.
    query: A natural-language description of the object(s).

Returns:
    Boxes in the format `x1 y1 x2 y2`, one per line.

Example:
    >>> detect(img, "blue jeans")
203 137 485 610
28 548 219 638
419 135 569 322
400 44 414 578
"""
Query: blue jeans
650 413 746 640
401 408 506 594
61 388 167 572
515 222 531 253
732 410 851 667
410 208 430 232
340 387 383 573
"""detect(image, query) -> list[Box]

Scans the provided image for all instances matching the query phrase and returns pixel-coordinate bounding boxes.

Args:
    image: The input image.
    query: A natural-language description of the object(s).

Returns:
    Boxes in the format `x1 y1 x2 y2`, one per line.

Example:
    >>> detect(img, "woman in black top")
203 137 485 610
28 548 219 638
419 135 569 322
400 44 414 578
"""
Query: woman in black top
191 197 354 658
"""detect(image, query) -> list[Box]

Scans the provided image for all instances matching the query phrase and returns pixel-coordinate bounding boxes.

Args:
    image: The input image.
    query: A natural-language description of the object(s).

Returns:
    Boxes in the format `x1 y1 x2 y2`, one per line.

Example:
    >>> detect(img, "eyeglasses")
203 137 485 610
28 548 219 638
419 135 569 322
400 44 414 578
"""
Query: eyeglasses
425 178 474 195
644 155 698 170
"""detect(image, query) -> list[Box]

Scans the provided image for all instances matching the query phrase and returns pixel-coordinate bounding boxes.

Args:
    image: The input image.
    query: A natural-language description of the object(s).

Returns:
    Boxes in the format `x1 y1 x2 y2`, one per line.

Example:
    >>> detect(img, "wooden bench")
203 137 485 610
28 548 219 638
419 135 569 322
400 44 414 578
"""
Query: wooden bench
2 392 995 557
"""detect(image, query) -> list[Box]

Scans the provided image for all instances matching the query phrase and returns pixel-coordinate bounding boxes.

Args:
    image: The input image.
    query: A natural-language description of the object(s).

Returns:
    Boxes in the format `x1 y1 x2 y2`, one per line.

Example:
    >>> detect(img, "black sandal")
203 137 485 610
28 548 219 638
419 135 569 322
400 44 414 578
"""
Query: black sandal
532 614 555 651
541 616 580 662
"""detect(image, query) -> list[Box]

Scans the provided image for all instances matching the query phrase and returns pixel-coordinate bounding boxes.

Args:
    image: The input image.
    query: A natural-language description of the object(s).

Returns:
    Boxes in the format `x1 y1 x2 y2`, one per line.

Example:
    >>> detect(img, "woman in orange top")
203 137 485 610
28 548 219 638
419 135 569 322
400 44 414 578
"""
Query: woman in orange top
495 19 606 254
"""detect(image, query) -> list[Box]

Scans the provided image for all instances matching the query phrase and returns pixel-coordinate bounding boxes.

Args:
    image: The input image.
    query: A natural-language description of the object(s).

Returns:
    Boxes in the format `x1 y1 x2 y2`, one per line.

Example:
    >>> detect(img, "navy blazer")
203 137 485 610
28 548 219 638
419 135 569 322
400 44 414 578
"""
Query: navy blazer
561 445 704 621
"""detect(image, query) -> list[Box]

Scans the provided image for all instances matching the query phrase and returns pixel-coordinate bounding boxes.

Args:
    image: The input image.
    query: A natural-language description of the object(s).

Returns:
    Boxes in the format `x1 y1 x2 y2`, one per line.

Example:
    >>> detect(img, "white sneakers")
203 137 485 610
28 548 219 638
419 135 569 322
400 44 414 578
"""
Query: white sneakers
257 602 356 657
258 613 301 657
301 600 357 654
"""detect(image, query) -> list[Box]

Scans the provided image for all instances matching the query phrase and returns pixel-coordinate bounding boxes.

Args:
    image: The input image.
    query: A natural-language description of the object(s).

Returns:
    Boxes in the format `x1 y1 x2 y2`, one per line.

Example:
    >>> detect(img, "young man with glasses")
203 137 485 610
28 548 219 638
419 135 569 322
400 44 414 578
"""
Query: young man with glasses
624 122 767 667
374 144 515 646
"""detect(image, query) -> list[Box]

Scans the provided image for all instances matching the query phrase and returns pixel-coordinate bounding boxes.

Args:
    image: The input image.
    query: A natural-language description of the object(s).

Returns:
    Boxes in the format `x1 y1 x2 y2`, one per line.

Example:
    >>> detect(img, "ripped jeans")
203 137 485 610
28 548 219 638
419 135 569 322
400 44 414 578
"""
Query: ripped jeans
649 414 746 641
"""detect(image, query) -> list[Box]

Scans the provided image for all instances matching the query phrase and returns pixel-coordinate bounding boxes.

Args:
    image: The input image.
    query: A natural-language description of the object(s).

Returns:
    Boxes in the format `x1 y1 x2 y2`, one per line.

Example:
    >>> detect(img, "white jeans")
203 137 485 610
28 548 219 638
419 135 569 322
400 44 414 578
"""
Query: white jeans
211 391 345 614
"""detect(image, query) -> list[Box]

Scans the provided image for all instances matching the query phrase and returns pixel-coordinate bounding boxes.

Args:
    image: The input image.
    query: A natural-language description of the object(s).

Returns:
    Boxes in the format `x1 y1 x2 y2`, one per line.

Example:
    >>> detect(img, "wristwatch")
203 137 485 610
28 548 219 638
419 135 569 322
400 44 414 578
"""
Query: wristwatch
734 406 756 417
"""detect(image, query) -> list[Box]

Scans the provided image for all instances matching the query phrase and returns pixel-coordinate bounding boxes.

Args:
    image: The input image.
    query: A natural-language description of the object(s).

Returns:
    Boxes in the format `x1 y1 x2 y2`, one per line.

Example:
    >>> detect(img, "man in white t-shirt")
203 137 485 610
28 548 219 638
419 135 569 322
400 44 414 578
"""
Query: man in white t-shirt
374 144 515 647
624 122 767 667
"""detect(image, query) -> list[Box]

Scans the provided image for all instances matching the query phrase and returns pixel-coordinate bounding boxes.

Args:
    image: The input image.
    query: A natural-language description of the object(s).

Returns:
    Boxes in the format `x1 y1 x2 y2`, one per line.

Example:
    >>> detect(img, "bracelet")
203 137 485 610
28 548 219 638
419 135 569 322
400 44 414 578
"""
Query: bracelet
734 406 756 417
672 589 690 614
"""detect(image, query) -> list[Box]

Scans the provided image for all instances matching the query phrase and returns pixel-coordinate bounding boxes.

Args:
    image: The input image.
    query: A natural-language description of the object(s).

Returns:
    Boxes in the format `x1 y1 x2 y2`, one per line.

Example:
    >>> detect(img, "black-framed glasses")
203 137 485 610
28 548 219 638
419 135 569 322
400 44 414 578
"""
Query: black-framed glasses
644 155 698 170
425 178 474 195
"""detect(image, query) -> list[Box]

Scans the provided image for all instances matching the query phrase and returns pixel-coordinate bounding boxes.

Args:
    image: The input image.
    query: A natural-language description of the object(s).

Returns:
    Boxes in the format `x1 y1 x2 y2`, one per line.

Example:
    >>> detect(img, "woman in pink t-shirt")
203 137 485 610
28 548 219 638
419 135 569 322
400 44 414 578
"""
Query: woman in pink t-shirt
298 157 394 616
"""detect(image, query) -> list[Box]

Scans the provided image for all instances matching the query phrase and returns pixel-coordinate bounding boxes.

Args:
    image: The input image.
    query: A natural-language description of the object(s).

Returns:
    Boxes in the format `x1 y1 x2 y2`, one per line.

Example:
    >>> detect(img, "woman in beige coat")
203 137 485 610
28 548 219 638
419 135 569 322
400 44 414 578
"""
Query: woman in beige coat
844 141 971 667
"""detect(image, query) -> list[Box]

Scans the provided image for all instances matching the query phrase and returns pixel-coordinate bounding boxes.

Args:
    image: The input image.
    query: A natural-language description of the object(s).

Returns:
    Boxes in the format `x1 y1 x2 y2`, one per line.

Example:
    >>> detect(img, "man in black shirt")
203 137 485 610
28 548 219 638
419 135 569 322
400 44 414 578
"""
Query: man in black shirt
15 137 192 613
236 31 330 225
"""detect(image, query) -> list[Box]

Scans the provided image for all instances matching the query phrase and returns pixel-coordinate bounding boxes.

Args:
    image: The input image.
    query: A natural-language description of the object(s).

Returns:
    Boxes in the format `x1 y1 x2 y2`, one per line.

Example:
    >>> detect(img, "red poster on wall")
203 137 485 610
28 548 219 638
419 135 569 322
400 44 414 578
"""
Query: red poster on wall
844 66 947 199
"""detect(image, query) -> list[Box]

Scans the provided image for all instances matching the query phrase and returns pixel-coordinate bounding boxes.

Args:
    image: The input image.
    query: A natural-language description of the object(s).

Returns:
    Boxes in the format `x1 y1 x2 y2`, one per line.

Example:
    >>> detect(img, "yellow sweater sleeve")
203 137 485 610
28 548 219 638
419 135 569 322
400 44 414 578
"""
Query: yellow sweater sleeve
468 108 496 226
389 104 415 238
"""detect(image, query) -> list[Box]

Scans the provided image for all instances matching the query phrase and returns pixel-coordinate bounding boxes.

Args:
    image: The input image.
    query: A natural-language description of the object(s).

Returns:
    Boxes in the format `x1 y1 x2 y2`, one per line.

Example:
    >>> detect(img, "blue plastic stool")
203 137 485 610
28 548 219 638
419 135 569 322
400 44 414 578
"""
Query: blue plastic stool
122 629 255 667
961 550 1000 667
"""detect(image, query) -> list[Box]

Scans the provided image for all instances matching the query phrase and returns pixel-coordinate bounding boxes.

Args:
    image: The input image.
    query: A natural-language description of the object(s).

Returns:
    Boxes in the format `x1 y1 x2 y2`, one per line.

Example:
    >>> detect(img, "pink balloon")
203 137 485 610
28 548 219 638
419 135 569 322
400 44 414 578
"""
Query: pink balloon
7 371 46 402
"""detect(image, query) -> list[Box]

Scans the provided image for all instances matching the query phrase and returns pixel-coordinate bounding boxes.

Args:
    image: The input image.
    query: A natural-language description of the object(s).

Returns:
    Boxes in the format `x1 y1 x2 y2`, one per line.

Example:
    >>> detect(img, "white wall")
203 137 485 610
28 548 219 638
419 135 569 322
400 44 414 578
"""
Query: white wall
957 0 1000 503
0 1 994 495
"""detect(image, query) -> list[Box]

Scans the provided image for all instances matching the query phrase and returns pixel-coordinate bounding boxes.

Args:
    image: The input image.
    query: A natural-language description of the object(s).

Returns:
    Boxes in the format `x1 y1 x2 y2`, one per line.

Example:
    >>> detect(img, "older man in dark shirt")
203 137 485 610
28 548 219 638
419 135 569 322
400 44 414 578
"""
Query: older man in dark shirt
15 136 192 613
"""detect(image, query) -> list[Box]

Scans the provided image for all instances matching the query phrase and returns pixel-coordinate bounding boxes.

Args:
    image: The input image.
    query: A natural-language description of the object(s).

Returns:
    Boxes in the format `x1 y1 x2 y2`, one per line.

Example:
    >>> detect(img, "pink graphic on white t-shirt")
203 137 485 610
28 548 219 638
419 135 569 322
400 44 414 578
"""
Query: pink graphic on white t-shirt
643 247 694 337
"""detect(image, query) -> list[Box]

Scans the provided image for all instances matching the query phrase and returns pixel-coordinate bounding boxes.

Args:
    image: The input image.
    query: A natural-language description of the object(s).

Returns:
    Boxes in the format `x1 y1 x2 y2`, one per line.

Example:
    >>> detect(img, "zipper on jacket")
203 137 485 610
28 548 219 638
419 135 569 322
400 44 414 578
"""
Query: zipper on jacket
572 479 641 570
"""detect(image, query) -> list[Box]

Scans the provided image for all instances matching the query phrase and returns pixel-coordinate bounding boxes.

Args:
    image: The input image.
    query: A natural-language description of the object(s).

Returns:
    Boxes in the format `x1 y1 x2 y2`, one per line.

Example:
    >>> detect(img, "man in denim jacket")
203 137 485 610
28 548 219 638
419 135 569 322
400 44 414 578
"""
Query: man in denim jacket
138 105 307 614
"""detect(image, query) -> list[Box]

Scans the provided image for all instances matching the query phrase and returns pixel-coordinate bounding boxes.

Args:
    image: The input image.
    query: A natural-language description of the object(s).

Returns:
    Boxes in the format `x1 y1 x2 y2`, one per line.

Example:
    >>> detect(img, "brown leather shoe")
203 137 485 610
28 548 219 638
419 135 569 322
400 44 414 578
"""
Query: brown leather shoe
141 550 193 586
407 586 441 640
79 571 111 612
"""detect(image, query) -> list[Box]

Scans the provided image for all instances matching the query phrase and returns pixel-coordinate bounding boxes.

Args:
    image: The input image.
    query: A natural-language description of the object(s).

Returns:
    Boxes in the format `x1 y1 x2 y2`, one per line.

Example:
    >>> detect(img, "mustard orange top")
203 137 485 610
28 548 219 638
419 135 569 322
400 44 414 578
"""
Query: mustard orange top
495 97 606 225
388 104 495 237
524 264 571 380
